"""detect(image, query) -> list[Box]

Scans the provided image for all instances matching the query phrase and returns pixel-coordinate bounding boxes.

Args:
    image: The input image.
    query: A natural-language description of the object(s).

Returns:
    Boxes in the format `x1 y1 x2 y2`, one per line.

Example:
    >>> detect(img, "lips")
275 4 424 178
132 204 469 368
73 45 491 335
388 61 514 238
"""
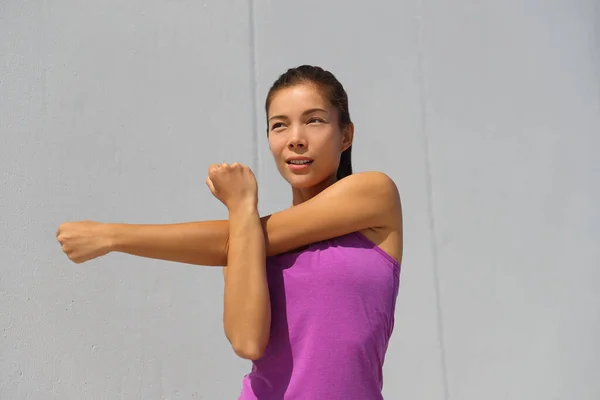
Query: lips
287 160 313 165
285 156 313 172
285 157 313 165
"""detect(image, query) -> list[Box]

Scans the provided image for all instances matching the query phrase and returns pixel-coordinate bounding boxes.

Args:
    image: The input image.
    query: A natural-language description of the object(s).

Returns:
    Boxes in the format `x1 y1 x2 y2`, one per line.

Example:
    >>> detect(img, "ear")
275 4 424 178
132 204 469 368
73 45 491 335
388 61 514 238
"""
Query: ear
341 123 354 152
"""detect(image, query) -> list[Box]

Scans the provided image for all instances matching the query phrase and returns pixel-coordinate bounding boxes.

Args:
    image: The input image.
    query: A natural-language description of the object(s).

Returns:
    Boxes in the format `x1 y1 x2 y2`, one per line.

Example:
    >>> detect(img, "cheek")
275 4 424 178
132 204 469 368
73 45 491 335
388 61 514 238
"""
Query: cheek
313 132 341 156
268 137 285 158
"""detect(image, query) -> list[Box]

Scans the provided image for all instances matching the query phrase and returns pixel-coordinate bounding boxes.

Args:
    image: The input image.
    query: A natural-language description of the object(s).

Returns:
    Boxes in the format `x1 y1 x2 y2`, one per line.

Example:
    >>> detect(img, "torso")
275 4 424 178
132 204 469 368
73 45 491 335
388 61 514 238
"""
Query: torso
360 226 403 265
238 231 401 400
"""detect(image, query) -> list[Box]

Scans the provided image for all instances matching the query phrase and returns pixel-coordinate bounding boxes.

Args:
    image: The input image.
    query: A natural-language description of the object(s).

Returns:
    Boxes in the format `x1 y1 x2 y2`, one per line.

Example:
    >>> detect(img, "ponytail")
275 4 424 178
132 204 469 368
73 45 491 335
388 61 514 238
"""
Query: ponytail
337 146 353 180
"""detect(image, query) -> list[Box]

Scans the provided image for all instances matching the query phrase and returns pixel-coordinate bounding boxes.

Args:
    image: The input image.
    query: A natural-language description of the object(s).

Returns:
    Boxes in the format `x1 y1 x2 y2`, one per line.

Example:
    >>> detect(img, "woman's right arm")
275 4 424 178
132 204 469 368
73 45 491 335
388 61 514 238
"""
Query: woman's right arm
109 221 230 266
57 171 401 265
56 219 230 266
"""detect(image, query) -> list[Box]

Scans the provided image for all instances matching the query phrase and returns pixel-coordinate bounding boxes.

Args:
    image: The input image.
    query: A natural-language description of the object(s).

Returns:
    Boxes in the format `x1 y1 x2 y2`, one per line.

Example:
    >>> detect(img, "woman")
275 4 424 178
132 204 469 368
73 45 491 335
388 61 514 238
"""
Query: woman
57 65 403 399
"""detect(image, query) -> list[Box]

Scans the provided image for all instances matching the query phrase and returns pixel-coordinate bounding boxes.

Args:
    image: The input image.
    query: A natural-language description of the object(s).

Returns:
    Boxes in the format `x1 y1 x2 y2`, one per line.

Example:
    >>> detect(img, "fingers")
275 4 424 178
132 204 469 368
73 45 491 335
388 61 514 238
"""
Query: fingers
209 163 237 178
56 222 66 238
210 162 247 169
208 163 220 177
205 176 215 192
56 228 64 245
208 162 250 178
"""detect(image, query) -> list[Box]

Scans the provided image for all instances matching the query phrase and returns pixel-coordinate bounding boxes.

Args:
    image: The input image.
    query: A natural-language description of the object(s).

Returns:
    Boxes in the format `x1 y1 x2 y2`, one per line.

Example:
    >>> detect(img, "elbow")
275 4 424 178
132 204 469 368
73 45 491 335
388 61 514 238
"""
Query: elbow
231 340 266 361
225 325 268 360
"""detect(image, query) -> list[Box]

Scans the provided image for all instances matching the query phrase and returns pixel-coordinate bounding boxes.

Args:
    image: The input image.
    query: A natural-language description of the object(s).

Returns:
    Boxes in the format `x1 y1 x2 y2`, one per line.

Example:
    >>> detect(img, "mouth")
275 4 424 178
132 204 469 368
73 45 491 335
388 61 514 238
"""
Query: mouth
286 159 314 165
285 157 313 172
285 156 314 165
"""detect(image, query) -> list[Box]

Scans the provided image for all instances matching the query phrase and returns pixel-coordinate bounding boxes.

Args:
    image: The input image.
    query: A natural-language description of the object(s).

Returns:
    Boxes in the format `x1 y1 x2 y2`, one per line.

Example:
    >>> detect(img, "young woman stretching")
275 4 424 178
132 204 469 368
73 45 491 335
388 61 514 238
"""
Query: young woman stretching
56 65 403 399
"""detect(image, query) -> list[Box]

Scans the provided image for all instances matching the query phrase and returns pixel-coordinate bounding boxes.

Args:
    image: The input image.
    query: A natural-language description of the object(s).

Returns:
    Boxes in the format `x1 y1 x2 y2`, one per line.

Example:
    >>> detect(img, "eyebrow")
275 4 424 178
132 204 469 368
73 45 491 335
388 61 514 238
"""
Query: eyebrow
268 108 328 122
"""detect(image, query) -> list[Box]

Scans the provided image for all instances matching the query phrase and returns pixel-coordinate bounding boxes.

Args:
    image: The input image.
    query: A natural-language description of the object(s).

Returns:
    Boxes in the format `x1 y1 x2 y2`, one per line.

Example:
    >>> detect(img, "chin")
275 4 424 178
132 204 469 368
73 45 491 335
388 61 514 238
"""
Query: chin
285 171 336 190
275 161 335 189
285 174 319 189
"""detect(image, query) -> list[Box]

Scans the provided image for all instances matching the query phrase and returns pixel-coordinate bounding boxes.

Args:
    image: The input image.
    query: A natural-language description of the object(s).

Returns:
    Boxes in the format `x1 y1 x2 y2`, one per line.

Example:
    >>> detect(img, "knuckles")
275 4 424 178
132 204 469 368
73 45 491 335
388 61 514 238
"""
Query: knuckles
208 162 249 179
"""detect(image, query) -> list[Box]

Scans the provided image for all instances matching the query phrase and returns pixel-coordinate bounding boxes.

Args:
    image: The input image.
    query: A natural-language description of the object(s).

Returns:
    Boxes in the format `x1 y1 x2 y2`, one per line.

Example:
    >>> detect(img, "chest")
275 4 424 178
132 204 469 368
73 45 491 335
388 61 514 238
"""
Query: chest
265 234 398 315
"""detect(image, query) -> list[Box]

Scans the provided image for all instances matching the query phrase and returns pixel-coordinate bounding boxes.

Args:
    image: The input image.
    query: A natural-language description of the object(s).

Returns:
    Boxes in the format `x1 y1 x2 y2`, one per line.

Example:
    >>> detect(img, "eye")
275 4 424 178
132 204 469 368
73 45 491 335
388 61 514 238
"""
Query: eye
307 117 325 124
271 122 285 131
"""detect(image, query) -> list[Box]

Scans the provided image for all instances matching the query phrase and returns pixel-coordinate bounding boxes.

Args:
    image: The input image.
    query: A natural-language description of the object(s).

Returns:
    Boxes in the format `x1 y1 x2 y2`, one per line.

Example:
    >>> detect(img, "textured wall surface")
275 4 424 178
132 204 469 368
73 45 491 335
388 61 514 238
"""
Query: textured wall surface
1 0 599 399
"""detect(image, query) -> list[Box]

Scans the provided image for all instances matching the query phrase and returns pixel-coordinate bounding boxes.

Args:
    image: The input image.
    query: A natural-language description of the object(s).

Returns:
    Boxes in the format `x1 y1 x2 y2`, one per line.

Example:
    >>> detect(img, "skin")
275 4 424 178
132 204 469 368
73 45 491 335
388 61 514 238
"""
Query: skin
206 162 269 360
267 84 353 205
56 83 403 361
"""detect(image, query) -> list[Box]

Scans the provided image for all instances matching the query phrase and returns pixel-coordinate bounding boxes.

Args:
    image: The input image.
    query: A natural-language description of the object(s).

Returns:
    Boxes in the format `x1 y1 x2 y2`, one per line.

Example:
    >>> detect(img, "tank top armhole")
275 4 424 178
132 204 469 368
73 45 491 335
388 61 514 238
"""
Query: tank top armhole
351 231 401 268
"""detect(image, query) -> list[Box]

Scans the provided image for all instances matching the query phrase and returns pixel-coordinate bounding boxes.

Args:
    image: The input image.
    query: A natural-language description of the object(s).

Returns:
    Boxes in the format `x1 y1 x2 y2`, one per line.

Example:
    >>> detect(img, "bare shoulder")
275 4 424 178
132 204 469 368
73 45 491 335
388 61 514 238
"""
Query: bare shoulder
349 172 403 263
341 171 401 220
340 171 399 196
258 170 402 258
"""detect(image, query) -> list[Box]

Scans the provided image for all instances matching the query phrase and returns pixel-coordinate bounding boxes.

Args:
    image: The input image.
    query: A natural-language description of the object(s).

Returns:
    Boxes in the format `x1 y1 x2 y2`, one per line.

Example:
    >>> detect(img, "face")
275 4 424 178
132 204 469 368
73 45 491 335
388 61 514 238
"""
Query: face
267 84 352 189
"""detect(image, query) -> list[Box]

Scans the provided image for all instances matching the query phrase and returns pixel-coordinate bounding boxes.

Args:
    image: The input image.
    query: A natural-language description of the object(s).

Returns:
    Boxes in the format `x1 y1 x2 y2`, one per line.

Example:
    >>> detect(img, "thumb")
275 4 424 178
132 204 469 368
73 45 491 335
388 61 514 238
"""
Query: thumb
205 176 216 194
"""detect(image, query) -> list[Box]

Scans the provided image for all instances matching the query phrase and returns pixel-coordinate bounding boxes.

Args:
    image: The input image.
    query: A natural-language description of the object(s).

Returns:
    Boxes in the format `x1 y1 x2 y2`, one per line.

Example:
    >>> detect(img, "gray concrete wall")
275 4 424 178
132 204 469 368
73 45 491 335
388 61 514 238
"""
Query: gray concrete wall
1 0 599 398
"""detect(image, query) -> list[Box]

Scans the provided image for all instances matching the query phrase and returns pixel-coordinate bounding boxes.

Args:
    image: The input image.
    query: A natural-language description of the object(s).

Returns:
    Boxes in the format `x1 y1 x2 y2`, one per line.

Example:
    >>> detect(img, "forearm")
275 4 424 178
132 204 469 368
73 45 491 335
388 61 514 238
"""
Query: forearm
104 214 284 267
223 206 270 360
108 221 229 266
82 172 398 267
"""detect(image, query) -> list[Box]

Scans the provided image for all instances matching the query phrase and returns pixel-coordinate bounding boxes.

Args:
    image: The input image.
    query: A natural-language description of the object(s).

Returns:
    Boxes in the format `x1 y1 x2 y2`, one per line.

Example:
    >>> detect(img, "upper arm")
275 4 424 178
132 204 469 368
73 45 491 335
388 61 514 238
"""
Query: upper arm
261 171 401 256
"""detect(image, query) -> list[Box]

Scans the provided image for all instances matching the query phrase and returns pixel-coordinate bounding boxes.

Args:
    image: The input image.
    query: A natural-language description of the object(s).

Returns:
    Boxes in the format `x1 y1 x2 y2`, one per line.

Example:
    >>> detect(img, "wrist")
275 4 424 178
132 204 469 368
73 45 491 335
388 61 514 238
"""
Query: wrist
228 202 259 218
227 199 258 216
102 223 121 253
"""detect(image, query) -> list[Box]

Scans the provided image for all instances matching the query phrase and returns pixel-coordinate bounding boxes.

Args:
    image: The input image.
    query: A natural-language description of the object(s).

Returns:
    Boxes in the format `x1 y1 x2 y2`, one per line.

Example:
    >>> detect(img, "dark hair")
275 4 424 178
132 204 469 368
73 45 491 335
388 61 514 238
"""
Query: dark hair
265 65 353 180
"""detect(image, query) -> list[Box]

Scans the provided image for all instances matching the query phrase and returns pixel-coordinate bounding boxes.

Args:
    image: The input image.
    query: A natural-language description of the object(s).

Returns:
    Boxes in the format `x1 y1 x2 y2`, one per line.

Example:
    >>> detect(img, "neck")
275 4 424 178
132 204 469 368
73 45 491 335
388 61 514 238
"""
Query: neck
291 174 337 206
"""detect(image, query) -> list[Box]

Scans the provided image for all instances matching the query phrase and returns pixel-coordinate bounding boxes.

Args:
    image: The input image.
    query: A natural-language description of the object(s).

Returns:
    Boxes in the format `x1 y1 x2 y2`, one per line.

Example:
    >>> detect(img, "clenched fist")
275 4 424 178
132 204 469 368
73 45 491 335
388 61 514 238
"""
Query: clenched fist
56 220 113 264
205 162 258 211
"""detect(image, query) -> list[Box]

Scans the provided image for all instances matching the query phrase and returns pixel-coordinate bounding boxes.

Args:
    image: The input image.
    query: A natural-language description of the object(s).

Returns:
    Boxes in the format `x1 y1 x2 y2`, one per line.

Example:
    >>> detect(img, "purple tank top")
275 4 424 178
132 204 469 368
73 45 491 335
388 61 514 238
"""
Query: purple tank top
238 231 401 399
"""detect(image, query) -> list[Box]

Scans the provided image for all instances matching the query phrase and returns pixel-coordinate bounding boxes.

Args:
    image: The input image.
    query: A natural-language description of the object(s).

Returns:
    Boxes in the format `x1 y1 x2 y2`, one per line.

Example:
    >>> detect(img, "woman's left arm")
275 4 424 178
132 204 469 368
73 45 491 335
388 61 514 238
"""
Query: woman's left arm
261 171 402 259
206 163 270 361
57 172 401 266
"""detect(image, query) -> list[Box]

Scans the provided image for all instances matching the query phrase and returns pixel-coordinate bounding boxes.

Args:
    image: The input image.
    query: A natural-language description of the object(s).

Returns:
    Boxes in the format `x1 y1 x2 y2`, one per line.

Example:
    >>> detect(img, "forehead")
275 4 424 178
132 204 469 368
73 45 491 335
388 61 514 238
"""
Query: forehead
267 84 331 117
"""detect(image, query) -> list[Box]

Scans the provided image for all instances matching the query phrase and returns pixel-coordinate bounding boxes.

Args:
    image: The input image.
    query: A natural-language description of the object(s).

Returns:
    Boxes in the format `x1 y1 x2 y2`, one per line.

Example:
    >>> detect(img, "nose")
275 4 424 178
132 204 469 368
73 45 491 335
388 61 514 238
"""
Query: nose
288 126 307 150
